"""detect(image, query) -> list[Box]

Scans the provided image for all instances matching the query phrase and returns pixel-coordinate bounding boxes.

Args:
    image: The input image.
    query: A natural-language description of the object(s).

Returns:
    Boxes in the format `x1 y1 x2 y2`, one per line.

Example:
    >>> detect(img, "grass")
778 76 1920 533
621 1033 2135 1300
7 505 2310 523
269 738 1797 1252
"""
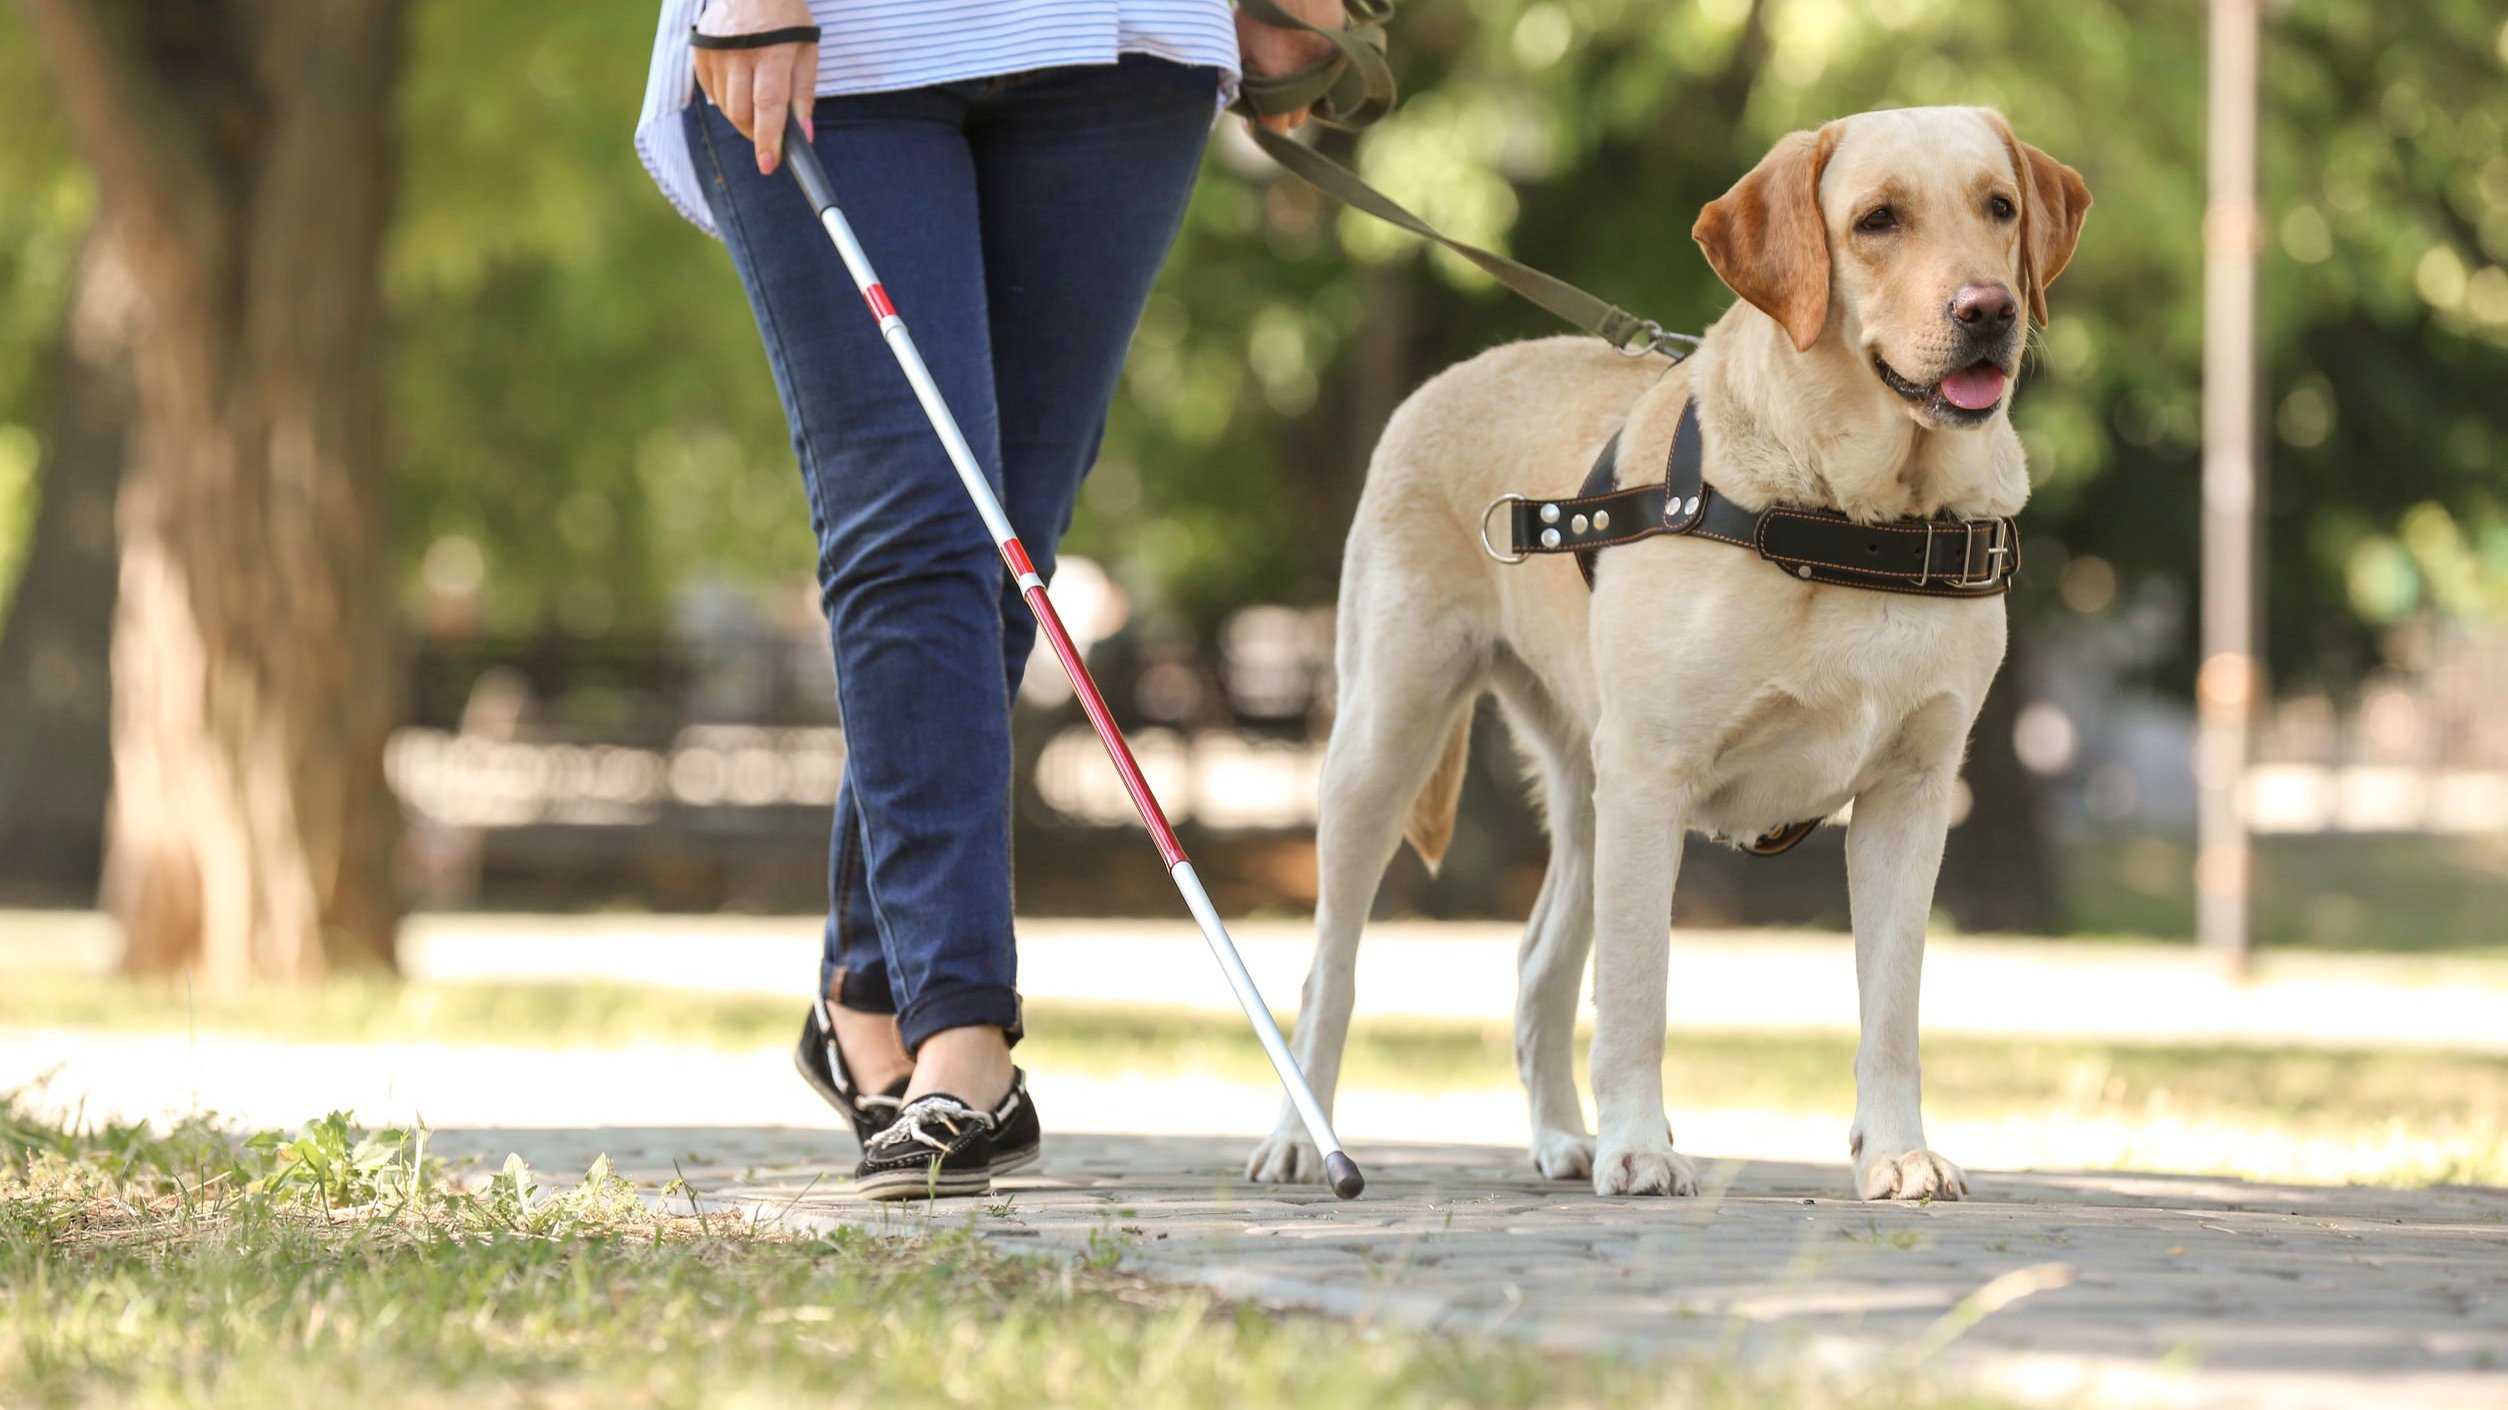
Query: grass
6 968 2504 1127
0 1098 2017 1410
6 970 2503 1188
2063 832 2508 954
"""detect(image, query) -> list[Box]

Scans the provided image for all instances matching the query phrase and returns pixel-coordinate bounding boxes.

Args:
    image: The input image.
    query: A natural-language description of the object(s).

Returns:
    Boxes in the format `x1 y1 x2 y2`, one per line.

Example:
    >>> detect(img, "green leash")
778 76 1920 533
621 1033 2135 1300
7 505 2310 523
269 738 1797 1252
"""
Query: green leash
1230 0 1689 358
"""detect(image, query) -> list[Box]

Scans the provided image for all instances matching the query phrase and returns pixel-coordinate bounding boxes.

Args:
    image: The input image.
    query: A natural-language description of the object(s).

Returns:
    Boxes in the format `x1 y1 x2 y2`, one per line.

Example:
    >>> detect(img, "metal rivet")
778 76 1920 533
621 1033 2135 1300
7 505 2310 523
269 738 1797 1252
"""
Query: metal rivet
1684 496 1701 517
1797 565 1814 579
1593 509 1611 531
1571 513 1590 534
1540 527 1562 548
1540 503 1561 524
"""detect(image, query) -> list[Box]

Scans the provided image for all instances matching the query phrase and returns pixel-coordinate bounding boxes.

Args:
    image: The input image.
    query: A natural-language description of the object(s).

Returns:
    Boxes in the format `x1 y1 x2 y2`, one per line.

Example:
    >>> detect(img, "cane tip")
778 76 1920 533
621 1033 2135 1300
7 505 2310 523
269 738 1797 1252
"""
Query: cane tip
1325 1151 1365 1200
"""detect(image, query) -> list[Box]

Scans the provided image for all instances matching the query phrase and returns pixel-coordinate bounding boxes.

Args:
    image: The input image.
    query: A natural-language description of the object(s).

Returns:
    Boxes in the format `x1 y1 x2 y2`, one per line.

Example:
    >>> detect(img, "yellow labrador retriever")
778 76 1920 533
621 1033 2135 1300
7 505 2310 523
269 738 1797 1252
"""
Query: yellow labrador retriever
1247 107 2090 1199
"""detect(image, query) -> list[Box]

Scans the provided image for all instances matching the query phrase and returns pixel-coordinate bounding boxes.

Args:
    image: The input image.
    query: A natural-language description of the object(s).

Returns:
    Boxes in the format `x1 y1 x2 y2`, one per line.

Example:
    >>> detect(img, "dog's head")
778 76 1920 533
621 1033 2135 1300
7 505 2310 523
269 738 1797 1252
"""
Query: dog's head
1692 107 2091 429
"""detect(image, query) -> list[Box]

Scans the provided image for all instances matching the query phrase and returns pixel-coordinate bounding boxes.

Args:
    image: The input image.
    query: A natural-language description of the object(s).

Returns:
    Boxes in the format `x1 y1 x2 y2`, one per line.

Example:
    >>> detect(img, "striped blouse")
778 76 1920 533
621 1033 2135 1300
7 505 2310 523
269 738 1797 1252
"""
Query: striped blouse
636 0 1241 237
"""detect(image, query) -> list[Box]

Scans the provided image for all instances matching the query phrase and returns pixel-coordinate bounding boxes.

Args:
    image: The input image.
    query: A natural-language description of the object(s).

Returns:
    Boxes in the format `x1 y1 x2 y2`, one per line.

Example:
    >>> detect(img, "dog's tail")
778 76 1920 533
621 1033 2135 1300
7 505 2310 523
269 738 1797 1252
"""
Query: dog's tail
1402 711 1474 873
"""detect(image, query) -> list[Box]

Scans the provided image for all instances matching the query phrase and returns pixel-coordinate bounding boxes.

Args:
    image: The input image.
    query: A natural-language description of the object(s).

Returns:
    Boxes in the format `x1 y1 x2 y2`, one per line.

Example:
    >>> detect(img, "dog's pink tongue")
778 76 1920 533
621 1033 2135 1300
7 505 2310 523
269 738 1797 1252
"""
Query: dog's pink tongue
1940 364 2007 411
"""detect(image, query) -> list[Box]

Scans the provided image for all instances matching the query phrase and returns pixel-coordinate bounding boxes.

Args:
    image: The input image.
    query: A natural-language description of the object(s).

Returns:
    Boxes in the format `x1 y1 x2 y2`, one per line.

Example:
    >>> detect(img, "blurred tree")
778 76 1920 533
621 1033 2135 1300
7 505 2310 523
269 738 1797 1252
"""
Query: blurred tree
2 1 2498 933
368 0 2508 695
0 8 116 904
19 0 405 979
387 0 808 643
0 226 131 903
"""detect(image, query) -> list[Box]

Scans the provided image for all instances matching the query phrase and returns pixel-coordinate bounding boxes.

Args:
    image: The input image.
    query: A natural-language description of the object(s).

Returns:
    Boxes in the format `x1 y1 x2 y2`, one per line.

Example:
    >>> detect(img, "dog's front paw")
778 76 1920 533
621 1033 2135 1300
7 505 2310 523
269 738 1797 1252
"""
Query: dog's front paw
1245 1131 1323 1185
1592 1141 1698 1197
1530 1128 1595 1181
1857 1148 1968 1201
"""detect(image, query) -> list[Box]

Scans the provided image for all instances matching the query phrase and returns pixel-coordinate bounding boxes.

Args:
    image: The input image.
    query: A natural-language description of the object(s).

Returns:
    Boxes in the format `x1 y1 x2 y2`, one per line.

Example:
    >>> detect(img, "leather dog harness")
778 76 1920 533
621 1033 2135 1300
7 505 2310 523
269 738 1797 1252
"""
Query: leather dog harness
1476 400 2022 856
1484 400 2021 598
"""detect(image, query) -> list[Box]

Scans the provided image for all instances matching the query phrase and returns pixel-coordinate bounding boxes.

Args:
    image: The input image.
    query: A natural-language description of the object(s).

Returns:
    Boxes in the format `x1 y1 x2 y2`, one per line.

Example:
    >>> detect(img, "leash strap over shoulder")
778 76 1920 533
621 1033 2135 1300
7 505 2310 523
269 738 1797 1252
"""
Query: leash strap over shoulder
1231 0 1686 357
1497 403 2022 600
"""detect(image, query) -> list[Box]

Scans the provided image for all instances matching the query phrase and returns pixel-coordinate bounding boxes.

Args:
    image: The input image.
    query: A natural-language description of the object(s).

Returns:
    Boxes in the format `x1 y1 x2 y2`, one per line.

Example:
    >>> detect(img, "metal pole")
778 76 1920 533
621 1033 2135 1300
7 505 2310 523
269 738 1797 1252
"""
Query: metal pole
2199 0 2261 971
780 120 1364 1198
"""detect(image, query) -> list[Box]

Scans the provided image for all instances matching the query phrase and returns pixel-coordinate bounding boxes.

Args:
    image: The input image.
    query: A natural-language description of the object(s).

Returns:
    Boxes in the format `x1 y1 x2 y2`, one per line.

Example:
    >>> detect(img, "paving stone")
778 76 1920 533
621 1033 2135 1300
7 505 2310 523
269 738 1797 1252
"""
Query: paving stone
425 1125 2508 1409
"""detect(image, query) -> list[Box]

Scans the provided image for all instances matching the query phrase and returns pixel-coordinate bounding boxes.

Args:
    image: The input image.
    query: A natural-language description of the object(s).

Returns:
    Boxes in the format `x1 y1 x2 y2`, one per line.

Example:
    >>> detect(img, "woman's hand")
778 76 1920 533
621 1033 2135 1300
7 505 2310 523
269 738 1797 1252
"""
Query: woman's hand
1236 0 1347 132
693 0 821 174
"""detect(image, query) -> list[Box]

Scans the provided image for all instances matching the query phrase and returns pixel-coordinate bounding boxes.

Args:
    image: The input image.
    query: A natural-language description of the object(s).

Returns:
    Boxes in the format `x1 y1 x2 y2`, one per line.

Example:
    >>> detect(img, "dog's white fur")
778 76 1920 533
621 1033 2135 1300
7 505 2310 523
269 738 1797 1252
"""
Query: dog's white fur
1246 107 2091 1198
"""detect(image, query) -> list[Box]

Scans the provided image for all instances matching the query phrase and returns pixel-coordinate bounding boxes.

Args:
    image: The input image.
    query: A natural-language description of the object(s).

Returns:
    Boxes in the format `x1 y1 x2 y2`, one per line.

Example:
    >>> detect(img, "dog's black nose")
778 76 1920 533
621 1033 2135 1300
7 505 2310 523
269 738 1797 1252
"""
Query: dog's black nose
1949 282 2017 330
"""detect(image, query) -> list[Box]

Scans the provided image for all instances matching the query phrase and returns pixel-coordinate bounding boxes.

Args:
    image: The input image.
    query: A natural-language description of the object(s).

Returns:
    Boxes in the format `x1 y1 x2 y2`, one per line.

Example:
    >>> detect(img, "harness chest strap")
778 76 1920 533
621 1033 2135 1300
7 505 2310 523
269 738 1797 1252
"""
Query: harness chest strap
1480 401 2021 858
1490 401 2022 599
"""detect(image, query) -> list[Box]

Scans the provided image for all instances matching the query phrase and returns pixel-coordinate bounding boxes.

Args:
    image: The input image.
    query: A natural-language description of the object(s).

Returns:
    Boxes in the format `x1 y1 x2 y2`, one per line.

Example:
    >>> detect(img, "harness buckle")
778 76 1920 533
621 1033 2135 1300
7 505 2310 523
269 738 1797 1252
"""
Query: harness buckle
1916 519 2010 590
1480 493 1529 564
1949 518 2010 589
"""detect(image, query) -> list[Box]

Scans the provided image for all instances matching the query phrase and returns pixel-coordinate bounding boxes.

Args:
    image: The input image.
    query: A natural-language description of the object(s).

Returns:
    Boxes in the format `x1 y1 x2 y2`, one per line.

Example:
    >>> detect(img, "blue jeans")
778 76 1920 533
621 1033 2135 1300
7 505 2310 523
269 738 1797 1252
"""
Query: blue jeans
689 57 1216 1053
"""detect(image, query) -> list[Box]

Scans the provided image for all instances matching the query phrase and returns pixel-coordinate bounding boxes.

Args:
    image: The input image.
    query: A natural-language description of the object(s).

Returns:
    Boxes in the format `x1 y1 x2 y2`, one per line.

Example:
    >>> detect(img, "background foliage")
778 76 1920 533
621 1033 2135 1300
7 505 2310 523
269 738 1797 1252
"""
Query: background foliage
1 0 2501 674
0 9 82 623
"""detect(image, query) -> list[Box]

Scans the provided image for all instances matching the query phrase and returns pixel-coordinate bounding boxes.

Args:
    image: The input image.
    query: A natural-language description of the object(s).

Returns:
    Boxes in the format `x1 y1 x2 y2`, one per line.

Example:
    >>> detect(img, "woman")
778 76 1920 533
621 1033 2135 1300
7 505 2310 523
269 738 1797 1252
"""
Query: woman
634 0 1341 1198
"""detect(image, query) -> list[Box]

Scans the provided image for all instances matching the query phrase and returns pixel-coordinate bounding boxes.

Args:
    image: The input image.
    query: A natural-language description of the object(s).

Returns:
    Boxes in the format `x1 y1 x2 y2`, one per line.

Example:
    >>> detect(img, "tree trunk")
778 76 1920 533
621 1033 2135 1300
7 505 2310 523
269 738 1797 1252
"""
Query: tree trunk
22 0 406 981
0 225 135 905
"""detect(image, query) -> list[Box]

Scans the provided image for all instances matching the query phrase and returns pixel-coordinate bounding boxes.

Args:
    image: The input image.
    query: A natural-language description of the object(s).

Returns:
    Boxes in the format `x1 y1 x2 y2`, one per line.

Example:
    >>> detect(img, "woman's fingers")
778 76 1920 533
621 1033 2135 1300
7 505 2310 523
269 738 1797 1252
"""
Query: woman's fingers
692 48 724 115
693 42 815 168
792 41 818 144
751 52 792 172
749 40 818 170
1234 1 1345 134
719 51 759 145
693 0 818 148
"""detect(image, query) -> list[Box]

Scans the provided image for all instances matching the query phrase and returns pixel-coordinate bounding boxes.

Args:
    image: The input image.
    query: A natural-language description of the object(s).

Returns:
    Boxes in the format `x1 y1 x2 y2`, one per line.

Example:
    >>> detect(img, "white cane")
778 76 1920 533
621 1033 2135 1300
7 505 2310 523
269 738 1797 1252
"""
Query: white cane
780 118 1362 1199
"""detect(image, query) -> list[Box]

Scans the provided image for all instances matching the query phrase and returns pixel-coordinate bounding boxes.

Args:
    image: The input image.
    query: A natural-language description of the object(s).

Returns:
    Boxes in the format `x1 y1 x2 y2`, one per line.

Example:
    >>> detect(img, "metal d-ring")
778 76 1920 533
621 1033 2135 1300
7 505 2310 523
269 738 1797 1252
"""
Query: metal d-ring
1614 319 1670 359
1480 493 1528 564
1613 319 1706 361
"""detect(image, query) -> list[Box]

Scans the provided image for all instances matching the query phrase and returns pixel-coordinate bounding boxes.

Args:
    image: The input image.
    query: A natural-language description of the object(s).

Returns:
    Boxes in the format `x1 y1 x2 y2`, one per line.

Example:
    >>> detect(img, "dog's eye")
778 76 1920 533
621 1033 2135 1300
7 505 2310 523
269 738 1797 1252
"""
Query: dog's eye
1988 195 2017 222
1855 206 1897 234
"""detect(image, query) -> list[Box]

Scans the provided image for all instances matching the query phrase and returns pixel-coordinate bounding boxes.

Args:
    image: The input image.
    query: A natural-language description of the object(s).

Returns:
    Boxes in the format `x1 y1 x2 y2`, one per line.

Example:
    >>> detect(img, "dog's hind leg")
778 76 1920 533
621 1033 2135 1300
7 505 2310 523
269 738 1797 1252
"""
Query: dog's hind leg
1493 678 1597 1180
1246 602 1484 1186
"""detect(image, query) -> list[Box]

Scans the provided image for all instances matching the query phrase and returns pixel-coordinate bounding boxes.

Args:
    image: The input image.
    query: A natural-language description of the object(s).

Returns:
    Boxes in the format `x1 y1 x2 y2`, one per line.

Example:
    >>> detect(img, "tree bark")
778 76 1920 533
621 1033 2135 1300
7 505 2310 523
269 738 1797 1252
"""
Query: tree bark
21 0 406 980
0 225 136 905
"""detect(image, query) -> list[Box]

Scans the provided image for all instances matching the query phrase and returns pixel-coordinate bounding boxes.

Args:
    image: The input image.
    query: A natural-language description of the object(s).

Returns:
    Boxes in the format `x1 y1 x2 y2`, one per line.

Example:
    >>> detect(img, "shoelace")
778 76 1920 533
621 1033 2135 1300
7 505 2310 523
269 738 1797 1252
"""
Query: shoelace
866 1096 991 1154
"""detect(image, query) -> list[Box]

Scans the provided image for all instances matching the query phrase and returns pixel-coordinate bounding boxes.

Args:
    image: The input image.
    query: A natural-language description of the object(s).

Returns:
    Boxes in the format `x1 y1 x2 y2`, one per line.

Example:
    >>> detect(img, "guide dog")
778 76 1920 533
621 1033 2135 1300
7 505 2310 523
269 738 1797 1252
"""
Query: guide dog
1246 107 2090 1198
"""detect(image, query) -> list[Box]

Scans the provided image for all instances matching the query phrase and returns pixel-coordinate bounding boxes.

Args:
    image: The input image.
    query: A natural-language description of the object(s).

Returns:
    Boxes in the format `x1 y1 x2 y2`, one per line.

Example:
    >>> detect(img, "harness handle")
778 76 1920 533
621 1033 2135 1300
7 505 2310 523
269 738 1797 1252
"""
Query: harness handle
1229 1 1687 357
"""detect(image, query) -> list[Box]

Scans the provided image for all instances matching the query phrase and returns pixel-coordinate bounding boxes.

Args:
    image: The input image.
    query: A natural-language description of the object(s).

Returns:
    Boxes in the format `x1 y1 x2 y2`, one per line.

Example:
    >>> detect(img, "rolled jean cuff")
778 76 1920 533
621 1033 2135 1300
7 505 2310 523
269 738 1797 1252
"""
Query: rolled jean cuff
836 965 898 1016
897 982 1024 1056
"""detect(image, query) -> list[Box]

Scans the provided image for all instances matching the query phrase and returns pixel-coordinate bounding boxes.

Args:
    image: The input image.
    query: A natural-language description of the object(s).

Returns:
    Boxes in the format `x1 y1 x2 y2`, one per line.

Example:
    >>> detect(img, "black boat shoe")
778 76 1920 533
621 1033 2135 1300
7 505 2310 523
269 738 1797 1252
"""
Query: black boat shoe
986 1068 1041 1175
854 1093 996 1200
792 999 909 1145
853 1072 1042 1200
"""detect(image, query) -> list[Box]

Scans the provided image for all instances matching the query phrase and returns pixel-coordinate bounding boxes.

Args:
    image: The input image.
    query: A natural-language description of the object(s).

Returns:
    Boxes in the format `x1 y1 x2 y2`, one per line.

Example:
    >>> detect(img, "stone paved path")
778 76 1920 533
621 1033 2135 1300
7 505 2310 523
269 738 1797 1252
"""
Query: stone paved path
430 1126 2508 1410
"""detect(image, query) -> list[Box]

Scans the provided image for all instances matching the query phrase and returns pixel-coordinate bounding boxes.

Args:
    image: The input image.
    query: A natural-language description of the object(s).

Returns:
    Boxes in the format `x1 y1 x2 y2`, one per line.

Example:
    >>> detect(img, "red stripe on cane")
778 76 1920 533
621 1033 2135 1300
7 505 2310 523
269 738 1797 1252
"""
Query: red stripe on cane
864 284 898 321
1002 539 1037 579
1026 584 1187 867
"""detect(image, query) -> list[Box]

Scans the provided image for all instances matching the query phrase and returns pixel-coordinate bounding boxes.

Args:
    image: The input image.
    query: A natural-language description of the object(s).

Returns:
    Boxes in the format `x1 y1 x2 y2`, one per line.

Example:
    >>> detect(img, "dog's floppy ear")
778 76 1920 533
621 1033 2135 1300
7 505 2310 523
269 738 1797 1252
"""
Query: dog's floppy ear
1990 117 2093 326
1692 126 1839 353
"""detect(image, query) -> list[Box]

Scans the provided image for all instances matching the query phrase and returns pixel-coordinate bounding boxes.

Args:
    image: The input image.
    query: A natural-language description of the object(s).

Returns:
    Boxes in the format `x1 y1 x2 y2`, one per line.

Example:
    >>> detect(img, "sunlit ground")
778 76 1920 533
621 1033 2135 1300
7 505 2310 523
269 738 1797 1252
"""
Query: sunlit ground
0 1096 2020 1410
3 971 2499 1192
